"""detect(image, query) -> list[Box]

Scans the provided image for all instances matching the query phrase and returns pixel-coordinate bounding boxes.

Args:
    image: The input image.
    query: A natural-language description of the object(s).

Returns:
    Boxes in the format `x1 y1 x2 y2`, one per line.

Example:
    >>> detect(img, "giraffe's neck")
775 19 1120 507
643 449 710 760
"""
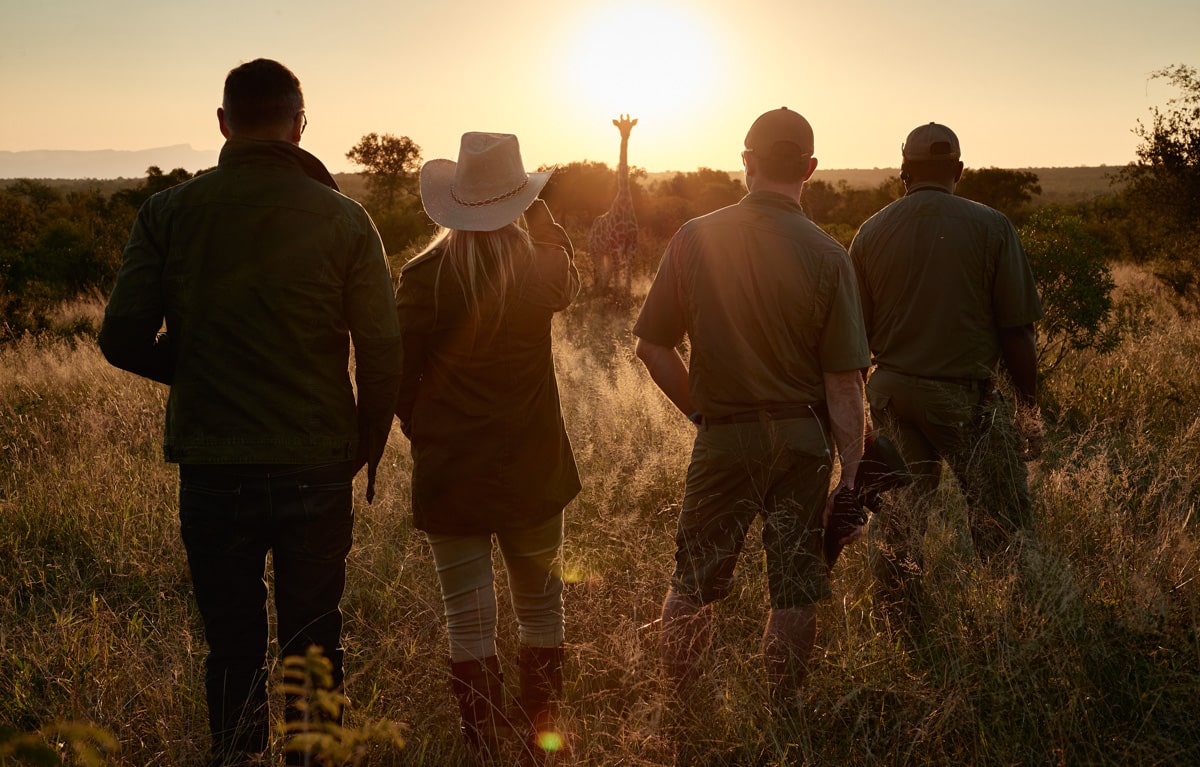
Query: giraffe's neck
617 137 630 198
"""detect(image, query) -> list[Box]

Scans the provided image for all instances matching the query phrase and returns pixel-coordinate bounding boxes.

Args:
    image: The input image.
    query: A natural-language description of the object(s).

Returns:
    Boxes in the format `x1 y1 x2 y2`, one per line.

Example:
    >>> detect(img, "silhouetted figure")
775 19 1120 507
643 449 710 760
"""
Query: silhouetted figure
396 132 580 764
849 122 1045 628
99 58 402 766
633 107 869 762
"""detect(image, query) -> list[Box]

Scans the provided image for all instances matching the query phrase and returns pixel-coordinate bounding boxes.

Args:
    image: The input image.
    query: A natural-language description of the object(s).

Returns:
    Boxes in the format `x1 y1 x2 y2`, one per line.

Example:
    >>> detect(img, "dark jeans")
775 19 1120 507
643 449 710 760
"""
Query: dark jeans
179 460 355 764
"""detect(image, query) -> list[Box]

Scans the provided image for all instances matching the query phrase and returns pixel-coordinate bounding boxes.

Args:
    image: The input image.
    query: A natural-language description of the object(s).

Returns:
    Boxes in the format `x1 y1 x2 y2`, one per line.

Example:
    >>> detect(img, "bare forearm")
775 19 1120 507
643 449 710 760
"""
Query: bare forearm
1000 324 1038 406
823 369 866 487
635 338 694 416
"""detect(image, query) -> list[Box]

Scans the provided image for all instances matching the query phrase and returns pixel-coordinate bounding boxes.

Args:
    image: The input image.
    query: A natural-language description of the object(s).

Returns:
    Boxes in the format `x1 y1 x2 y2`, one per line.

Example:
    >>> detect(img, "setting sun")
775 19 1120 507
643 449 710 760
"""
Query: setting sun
565 3 720 117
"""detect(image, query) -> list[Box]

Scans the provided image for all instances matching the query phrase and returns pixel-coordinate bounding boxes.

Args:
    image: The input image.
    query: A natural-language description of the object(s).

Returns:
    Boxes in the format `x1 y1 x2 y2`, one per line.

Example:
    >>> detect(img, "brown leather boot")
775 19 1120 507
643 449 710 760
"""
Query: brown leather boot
518 644 565 763
449 656 509 762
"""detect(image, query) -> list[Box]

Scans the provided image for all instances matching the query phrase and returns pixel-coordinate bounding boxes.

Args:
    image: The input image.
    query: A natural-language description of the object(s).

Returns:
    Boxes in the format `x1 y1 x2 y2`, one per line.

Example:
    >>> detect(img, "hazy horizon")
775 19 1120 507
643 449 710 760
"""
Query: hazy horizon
3 0 1197 177
0 143 1133 183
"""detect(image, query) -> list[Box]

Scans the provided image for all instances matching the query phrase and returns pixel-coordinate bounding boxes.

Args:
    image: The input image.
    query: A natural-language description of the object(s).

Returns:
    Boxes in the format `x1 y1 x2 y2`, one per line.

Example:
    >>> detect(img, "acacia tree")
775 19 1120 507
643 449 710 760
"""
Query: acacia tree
1119 64 1200 261
345 133 422 210
345 133 428 255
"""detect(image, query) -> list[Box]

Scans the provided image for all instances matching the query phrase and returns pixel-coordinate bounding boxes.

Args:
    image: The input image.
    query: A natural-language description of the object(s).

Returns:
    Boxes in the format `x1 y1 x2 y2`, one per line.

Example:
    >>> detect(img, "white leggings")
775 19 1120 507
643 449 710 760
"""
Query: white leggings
426 513 565 663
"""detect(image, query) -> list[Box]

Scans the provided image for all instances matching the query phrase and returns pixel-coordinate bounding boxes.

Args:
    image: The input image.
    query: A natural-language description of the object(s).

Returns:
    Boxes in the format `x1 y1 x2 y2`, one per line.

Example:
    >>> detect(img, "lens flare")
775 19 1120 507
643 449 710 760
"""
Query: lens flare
536 729 565 752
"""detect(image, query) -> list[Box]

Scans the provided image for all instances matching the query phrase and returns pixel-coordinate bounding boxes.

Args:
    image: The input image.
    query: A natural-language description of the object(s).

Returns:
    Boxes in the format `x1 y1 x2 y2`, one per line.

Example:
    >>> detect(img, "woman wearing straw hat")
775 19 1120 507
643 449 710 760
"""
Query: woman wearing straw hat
395 132 580 763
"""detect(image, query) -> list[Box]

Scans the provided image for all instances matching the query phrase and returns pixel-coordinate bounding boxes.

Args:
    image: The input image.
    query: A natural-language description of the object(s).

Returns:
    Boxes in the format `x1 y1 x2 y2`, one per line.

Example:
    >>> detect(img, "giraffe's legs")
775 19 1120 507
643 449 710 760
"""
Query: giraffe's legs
622 247 632 296
594 249 610 292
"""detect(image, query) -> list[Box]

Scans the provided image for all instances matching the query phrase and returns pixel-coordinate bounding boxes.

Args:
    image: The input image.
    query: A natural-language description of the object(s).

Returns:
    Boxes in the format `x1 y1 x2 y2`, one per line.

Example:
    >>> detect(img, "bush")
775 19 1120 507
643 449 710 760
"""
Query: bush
1118 64 1200 266
1019 207 1118 372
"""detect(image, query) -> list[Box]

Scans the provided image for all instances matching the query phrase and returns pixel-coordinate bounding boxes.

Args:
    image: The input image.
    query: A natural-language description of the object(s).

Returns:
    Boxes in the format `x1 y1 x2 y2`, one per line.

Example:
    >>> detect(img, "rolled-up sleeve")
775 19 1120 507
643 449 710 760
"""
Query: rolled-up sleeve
632 237 687 347
818 253 871 373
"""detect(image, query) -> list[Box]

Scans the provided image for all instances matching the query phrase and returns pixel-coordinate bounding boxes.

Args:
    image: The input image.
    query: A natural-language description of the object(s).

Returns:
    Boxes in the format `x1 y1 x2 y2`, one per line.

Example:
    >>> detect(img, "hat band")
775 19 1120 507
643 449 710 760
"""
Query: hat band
451 176 529 207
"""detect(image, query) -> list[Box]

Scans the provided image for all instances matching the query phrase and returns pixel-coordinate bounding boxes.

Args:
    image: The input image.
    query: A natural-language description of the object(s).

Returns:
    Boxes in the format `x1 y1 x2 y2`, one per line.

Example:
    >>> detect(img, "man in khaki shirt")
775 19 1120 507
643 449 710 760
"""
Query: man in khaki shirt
849 122 1044 625
635 107 869 756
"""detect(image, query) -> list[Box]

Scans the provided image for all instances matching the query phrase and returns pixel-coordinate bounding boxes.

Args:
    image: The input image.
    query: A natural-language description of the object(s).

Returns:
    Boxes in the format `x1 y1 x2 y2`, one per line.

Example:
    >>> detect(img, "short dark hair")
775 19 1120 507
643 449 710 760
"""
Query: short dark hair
222 59 303 134
754 142 812 184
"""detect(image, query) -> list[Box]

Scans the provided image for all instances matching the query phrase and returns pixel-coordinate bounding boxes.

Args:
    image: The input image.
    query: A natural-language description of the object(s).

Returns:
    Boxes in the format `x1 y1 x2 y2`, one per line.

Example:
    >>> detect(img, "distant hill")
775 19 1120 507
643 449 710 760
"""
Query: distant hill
0 145 218 180
806 166 1126 204
1022 166 1127 204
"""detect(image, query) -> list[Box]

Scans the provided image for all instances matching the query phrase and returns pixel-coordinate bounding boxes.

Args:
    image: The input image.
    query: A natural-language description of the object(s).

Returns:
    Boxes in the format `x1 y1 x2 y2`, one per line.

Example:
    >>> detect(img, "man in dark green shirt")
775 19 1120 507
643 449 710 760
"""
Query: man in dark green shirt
99 59 402 766
849 122 1044 626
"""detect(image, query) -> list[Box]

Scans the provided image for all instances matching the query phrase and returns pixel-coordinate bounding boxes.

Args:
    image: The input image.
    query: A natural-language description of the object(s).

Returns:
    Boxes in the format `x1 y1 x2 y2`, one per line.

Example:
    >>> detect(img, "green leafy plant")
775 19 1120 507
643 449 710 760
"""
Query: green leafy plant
0 722 118 767
1020 207 1118 372
279 647 406 766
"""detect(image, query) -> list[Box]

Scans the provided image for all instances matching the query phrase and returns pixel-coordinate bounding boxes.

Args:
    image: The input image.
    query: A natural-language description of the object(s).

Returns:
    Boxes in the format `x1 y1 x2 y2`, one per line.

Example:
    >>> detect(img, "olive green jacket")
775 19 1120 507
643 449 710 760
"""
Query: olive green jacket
100 138 402 496
395 202 580 534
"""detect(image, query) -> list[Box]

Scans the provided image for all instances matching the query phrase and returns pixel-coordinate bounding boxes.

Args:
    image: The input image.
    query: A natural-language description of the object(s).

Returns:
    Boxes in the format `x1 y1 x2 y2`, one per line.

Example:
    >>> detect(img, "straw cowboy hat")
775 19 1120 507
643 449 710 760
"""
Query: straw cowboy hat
420 132 554 232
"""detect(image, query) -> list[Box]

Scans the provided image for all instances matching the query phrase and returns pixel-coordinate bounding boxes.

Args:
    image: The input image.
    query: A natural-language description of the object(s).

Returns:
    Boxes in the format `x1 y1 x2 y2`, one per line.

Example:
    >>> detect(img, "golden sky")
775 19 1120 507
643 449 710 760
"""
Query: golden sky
2 0 1197 174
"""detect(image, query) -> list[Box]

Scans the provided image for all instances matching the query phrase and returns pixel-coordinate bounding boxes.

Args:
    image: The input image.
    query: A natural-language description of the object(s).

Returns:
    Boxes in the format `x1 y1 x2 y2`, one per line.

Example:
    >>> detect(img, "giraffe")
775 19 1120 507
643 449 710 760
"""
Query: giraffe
588 115 638 296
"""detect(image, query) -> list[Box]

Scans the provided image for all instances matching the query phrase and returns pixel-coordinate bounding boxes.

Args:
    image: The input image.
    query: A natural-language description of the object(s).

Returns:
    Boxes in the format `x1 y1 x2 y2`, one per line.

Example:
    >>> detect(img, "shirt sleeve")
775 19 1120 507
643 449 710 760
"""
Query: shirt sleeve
992 218 1045 328
819 252 872 373
97 196 175 384
632 236 687 346
342 215 403 499
848 230 875 339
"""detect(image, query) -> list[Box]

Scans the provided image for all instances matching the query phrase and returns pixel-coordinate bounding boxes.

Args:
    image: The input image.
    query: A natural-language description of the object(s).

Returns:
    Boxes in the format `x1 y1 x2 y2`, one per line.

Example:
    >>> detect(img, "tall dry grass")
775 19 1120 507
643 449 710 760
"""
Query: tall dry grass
2 264 1198 765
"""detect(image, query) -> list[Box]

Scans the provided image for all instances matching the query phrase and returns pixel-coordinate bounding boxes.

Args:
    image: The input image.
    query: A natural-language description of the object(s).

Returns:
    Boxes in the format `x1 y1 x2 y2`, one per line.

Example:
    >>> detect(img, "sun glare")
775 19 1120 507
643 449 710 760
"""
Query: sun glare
568 5 719 117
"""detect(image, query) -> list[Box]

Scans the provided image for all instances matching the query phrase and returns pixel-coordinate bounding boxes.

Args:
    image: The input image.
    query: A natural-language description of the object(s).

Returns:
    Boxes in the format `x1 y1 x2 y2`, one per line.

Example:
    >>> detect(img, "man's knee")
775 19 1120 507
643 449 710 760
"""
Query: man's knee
766 604 817 636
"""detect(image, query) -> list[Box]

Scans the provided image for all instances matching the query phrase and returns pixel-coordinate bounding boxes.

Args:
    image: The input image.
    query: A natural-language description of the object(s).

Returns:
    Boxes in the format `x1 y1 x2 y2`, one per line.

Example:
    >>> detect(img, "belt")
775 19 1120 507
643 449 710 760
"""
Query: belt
881 369 992 390
921 374 993 390
701 404 826 426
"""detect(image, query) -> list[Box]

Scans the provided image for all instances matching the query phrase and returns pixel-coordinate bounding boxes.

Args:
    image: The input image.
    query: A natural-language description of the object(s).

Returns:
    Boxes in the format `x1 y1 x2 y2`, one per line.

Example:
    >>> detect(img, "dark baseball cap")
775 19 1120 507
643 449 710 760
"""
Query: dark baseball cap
902 122 961 161
745 107 814 157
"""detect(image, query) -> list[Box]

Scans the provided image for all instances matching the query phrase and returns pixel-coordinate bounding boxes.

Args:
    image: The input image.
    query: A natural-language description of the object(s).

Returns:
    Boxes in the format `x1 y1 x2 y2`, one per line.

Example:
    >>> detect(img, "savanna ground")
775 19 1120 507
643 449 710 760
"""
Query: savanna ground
2 260 1198 766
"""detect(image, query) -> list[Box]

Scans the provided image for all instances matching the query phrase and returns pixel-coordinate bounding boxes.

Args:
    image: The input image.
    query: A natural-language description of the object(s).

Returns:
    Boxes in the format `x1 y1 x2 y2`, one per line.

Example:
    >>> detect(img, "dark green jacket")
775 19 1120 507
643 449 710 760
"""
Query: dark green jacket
100 138 402 495
395 202 580 534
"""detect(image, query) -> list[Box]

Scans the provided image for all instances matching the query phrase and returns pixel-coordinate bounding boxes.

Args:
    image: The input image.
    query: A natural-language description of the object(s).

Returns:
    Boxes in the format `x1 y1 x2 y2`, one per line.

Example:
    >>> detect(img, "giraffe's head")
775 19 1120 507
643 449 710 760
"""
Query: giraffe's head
612 114 638 138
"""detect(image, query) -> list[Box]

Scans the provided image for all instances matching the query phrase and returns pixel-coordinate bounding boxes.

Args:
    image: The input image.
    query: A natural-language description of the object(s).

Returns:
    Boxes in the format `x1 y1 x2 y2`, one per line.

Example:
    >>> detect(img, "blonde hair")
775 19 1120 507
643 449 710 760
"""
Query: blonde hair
419 219 535 330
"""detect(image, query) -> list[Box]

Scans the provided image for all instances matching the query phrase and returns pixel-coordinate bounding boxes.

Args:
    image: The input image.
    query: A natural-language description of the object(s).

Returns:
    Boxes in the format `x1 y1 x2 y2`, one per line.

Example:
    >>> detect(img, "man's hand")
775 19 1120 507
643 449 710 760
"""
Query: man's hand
1015 402 1045 461
824 482 867 568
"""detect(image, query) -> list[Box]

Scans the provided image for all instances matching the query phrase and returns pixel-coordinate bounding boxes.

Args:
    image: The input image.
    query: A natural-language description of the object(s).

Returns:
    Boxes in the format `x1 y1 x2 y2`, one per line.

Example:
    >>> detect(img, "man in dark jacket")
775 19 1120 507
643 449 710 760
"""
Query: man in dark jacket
99 59 402 766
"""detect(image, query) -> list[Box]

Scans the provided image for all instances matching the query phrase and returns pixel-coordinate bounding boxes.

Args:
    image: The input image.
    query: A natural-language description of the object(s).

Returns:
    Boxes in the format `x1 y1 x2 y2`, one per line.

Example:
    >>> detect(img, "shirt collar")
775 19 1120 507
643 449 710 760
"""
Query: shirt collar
218 138 340 191
744 189 805 213
904 181 952 196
